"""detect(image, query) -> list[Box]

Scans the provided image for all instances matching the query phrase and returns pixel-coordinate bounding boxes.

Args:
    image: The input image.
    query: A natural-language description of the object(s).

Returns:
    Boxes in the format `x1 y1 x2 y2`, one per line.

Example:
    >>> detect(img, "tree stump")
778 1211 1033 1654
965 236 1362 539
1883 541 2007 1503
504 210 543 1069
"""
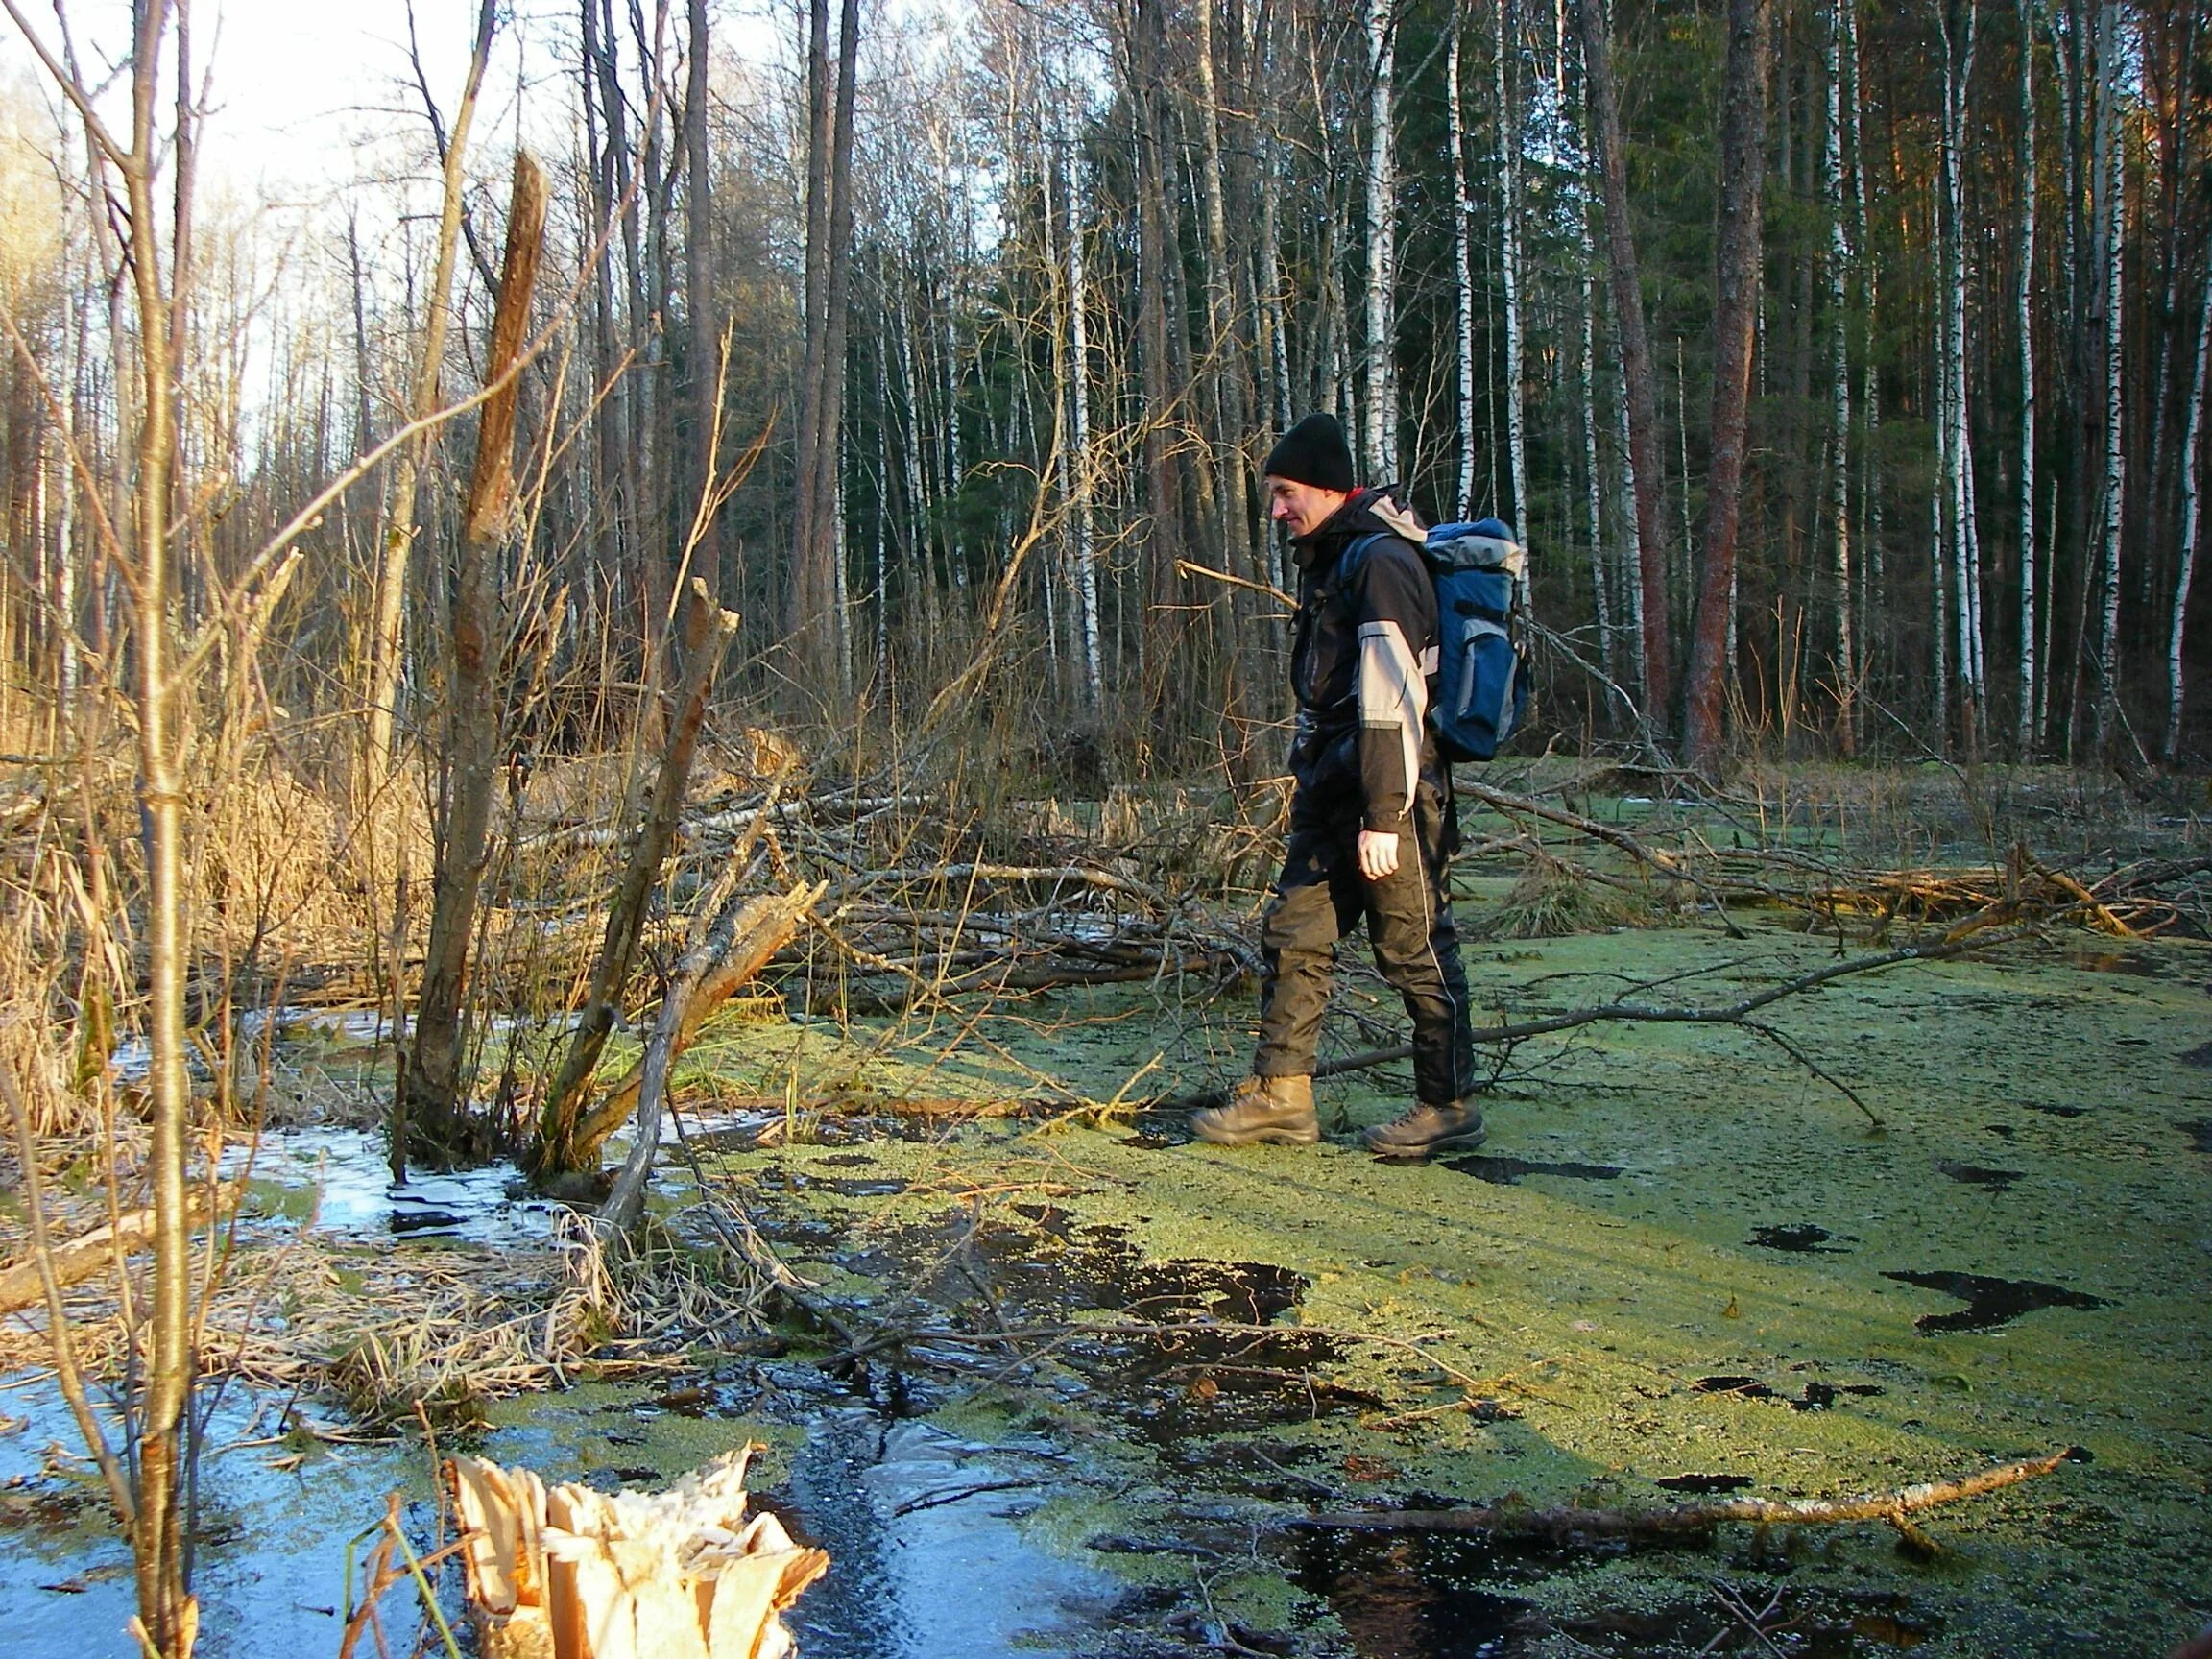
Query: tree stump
449 1448 828 1659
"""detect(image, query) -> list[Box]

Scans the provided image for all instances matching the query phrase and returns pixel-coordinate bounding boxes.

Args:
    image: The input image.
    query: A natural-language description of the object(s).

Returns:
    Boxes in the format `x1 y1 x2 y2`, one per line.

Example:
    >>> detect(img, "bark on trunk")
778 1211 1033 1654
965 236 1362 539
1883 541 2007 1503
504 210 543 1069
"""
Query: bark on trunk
684 0 720 599
1576 0 1673 723
364 0 496 812
1682 0 1775 772
2016 0 2041 756
1362 0 1398 480
2163 269 2210 760
1450 5 1479 519
2090 0 2126 753
1497 0 1528 535
1824 0 1858 755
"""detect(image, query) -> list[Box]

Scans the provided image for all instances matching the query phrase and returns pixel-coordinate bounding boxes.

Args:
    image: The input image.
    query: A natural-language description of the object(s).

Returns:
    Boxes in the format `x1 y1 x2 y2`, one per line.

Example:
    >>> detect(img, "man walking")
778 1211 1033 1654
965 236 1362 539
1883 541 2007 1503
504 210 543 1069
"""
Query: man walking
1192 413 1481 1157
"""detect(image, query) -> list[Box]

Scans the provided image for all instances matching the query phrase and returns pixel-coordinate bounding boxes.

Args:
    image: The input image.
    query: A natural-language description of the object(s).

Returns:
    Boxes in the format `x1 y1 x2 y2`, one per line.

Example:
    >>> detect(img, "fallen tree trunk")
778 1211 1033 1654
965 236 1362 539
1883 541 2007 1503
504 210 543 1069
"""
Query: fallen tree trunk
449 1448 828 1659
1298 1448 2076 1548
0 1182 238 1313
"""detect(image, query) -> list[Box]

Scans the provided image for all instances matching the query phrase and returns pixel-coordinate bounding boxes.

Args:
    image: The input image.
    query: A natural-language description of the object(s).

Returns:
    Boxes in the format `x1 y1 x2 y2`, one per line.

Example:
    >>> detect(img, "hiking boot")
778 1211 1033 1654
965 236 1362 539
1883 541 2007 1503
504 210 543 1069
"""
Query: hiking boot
1190 1074 1318 1146
1363 1099 1486 1158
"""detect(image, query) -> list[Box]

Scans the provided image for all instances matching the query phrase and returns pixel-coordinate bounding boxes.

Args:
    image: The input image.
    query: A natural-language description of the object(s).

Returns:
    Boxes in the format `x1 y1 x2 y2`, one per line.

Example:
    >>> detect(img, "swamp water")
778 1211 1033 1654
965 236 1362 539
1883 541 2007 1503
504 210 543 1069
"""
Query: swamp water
4 915 2209 1656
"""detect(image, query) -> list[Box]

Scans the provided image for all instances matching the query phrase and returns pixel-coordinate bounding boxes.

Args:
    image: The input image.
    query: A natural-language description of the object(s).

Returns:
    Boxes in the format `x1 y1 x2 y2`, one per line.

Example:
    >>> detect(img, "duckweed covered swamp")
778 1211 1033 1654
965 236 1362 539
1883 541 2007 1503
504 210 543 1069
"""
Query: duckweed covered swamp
4 764 2208 1658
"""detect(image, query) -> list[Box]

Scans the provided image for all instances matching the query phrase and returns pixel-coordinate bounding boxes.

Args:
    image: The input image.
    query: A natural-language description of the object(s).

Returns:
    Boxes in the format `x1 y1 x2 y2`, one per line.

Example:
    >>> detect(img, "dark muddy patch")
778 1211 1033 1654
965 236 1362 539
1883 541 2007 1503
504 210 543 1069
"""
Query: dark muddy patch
1882 1270 2114 1334
1440 1153 1624 1184
1936 1162 2024 1192
2177 1042 2212 1069
2182 1118 2212 1155
1690 1376 1884 1411
1747 1223 1853 1253
1286 1527 1551 1658
758 1182 1362 1451
1654 1472 1755 1494
1556 1587 1941 1656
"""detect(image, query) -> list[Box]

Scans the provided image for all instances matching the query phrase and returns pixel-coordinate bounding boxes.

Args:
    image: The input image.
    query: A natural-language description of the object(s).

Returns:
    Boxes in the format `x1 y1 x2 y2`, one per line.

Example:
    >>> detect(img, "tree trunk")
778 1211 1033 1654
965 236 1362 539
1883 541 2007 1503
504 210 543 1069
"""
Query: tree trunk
531 580 739 1183
2016 0 2041 756
1058 117 1102 709
684 0 720 600
2163 269 2210 760
1497 0 1528 533
1824 0 1857 755
2090 0 2125 753
1682 0 1774 772
401 155 548 1167
788 0 835 685
1362 0 1398 480
364 0 496 812
1450 3 1479 519
125 2 194 1640
1939 0 1986 754
1576 0 1672 723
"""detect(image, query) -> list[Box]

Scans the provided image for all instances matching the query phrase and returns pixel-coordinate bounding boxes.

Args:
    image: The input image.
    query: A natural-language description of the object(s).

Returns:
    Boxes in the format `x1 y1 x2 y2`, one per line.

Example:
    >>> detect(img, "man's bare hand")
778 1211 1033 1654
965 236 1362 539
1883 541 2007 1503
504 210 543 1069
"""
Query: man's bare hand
1356 830 1401 881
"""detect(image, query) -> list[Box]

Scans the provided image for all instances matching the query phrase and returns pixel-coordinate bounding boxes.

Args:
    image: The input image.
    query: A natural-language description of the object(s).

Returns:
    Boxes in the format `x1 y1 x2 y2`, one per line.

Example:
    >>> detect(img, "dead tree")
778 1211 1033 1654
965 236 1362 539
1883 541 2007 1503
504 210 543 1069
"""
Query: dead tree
531 578 741 1184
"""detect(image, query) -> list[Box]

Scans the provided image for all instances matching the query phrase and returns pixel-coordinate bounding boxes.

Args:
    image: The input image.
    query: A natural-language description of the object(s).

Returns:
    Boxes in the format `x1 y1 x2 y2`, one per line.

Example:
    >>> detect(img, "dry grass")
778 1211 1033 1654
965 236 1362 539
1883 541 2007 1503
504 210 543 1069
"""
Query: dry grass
203 1215 646 1427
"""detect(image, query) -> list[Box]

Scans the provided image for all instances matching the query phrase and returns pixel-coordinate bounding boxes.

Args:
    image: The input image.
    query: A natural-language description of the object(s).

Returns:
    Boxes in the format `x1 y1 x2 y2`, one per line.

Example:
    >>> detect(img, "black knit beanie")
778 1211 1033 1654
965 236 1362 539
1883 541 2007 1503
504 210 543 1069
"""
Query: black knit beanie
1262 413 1356 493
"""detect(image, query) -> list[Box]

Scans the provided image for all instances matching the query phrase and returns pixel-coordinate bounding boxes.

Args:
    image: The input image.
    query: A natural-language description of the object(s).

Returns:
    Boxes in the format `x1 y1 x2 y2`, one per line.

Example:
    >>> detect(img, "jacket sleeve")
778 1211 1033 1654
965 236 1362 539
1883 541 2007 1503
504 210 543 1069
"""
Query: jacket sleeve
1351 536 1435 831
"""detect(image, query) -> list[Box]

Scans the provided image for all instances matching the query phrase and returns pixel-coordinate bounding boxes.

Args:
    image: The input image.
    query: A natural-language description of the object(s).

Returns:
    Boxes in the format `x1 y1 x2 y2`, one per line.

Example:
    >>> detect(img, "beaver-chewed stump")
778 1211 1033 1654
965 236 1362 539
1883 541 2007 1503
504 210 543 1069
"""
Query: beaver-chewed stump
448 1448 829 1659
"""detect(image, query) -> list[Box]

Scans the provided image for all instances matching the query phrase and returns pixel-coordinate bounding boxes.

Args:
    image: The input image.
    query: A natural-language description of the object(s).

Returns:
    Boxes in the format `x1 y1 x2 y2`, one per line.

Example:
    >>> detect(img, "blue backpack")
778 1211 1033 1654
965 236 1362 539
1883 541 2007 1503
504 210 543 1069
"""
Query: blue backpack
1420 518 1531 763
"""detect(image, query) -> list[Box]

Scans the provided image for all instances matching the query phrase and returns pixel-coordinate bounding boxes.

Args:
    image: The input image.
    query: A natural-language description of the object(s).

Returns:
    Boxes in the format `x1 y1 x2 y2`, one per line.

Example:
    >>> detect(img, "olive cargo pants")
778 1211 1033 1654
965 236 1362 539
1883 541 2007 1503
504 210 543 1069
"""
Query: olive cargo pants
1251 776 1476 1106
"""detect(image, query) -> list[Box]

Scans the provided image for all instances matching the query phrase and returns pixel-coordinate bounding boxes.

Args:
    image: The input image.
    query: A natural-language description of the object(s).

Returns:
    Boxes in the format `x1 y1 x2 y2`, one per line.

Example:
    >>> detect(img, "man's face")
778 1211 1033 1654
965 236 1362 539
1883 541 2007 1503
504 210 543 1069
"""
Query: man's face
1267 476 1350 540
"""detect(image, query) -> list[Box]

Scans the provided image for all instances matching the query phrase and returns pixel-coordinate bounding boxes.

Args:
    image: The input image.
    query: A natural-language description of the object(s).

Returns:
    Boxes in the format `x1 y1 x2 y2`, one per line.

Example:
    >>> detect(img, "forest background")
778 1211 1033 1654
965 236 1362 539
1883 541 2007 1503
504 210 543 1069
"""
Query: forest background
2 0 2208 787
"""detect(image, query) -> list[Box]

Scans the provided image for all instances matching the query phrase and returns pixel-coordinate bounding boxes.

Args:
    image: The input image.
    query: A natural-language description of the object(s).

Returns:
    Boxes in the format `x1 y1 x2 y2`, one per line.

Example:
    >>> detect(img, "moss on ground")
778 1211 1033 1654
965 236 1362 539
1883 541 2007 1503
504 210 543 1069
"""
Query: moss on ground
691 909 2212 1655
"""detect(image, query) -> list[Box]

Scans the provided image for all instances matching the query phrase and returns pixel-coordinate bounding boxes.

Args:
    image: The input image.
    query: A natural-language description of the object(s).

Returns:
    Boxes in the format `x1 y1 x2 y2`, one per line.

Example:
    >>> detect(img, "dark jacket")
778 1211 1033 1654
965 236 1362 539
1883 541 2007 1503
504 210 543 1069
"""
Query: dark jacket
1286 488 1439 832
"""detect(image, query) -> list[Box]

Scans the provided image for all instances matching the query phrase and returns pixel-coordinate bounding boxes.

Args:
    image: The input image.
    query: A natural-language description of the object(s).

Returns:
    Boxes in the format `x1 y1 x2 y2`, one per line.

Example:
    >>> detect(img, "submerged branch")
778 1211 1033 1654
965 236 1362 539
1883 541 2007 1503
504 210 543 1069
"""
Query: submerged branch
1298 1448 2078 1543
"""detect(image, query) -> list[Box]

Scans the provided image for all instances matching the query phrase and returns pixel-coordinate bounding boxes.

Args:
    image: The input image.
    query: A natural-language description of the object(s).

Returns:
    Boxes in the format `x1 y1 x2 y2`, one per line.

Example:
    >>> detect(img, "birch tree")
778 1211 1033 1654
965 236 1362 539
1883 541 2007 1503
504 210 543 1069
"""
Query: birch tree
2090 0 2126 753
2016 0 2041 755
1363 0 1398 480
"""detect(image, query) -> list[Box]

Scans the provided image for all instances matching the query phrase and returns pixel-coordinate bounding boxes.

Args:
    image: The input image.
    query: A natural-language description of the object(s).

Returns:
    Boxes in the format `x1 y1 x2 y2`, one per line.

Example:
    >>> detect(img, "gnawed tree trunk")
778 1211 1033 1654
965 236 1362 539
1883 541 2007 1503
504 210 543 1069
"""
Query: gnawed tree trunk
1682 0 1774 772
401 154 547 1169
599 878 829 1231
531 578 741 1185
568 881 824 1176
450 1450 828 1659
